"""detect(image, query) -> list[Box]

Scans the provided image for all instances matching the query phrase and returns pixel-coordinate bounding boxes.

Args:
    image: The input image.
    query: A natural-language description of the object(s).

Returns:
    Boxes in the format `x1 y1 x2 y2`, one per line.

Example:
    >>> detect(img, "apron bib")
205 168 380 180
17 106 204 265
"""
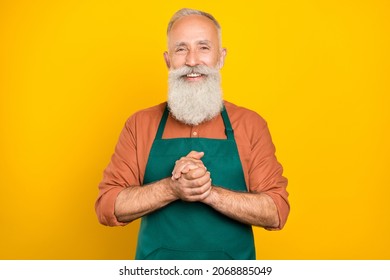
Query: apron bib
135 106 255 260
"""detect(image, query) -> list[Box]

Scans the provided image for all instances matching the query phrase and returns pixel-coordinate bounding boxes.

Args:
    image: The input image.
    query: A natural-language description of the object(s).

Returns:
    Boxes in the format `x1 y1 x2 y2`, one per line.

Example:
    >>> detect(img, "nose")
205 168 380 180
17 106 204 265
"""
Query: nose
185 50 200 67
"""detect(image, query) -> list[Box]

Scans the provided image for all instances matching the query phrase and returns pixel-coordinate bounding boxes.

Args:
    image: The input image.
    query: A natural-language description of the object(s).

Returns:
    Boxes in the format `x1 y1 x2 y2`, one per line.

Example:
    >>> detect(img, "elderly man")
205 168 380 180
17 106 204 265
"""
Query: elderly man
95 8 289 260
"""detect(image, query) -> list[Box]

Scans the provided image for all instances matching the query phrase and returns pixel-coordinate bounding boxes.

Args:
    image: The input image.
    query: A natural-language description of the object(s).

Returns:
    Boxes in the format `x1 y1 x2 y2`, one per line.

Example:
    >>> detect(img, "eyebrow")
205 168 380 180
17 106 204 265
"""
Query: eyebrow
174 42 187 48
174 40 213 47
197 40 212 45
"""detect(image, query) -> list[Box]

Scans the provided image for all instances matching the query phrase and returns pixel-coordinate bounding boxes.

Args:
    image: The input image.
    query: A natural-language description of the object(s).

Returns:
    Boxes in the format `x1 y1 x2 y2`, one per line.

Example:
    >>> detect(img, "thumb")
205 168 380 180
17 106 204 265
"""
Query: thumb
186 151 204 159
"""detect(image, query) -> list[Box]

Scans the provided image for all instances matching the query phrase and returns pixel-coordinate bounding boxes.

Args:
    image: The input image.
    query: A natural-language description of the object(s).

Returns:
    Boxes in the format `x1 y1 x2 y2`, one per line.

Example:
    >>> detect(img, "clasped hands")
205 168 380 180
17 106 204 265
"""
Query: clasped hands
169 151 212 202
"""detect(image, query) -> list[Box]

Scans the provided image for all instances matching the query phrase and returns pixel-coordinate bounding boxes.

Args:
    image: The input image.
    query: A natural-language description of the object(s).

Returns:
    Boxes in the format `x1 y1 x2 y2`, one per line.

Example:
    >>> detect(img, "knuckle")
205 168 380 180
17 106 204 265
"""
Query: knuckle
194 179 203 187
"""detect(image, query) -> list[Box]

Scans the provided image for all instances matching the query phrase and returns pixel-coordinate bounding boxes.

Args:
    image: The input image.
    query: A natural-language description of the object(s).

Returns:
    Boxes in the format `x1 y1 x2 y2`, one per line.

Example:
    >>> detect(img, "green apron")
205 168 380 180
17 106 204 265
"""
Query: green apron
135 106 255 260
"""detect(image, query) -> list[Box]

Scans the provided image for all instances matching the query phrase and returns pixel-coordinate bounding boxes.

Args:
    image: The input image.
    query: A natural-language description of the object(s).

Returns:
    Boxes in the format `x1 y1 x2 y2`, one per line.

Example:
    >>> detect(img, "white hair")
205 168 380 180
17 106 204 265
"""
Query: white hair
167 8 222 45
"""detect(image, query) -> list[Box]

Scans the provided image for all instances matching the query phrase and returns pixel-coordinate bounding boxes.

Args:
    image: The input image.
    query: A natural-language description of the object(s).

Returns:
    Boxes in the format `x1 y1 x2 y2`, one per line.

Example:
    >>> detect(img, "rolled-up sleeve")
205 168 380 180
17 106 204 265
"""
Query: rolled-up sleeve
95 116 140 227
247 118 290 230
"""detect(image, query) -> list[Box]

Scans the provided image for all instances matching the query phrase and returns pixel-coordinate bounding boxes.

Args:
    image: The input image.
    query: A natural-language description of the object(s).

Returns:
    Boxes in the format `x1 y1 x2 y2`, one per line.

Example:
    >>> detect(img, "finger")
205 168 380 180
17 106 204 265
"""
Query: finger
198 185 213 201
172 158 205 179
170 171 212 201
177 157 205 167
181 180 212 201
183 168 210 180
181 163 201 174
171 163 199 180
186 151 204 160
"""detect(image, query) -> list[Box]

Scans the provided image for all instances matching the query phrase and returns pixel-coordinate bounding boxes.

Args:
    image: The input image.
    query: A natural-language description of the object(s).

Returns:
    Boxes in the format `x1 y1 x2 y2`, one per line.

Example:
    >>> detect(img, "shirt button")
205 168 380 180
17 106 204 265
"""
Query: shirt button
192 131 198 136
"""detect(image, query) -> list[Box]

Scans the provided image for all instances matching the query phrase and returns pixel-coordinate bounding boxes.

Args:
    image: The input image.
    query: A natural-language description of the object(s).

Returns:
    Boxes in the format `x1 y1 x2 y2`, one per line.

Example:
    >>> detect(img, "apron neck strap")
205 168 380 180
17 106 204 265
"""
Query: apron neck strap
155 105 234 140
221 106 234 140
155 106 170 139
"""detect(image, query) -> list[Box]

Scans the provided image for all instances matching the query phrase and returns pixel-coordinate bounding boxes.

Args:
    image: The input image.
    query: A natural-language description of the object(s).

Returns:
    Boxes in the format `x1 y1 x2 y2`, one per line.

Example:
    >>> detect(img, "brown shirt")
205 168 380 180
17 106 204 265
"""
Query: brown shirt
95 101 289 229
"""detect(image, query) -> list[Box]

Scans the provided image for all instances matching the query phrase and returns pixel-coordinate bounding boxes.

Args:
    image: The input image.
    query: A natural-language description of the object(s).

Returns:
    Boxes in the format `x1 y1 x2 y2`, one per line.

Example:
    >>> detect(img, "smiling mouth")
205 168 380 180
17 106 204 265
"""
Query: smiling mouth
182 72 205 80
187 72 201 77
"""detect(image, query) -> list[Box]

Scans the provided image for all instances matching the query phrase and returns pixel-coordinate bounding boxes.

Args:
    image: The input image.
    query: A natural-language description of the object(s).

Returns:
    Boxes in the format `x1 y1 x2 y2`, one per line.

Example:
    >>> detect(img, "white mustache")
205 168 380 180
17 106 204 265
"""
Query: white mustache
169 65 219 78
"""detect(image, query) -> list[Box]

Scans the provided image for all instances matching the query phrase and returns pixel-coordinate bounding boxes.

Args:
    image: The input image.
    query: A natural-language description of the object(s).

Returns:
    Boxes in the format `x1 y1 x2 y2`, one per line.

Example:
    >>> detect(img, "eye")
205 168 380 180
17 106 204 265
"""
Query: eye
175 47 187 53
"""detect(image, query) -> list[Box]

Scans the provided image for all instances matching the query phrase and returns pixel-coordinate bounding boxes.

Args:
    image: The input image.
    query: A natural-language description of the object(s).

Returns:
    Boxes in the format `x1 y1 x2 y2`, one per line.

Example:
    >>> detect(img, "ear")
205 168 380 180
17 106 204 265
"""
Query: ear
218 48 227 69
163 51 171 69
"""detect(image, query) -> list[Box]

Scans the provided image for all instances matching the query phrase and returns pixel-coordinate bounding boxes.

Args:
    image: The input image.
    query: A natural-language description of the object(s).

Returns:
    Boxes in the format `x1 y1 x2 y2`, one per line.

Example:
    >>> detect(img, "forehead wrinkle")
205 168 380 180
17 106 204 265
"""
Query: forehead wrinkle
174 40 212 47
175 42 187 47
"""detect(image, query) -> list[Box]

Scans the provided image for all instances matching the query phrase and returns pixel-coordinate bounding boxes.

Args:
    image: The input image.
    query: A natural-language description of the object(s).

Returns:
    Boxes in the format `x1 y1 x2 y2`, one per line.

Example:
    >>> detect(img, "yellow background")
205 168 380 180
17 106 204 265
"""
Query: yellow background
1 0 389 259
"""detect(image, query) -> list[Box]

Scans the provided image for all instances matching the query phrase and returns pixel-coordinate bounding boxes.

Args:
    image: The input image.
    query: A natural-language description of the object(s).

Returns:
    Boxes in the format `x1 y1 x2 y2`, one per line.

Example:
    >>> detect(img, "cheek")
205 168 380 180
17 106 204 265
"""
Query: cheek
170 56 186 69
203 53 221 67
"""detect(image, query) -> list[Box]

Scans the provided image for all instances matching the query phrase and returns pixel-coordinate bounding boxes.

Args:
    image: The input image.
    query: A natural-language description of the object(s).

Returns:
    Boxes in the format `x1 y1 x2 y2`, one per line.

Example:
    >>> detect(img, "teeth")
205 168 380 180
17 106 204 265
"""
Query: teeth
186 73 201 78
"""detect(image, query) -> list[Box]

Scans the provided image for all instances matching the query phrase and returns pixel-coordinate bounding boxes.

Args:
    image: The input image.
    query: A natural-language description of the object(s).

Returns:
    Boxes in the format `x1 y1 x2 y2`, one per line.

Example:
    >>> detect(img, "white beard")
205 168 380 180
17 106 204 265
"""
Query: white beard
167 65 223 126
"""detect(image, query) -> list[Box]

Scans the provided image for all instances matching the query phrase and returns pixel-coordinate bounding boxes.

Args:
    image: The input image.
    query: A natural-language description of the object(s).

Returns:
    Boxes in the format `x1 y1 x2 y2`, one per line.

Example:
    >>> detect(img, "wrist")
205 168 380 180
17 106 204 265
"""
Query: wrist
160 177 179 202
202 185 219 206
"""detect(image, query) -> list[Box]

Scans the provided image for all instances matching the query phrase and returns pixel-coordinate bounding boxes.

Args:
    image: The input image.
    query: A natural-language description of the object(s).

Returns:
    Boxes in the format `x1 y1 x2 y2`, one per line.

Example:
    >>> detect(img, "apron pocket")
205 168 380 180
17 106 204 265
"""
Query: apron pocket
144 247 234 260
